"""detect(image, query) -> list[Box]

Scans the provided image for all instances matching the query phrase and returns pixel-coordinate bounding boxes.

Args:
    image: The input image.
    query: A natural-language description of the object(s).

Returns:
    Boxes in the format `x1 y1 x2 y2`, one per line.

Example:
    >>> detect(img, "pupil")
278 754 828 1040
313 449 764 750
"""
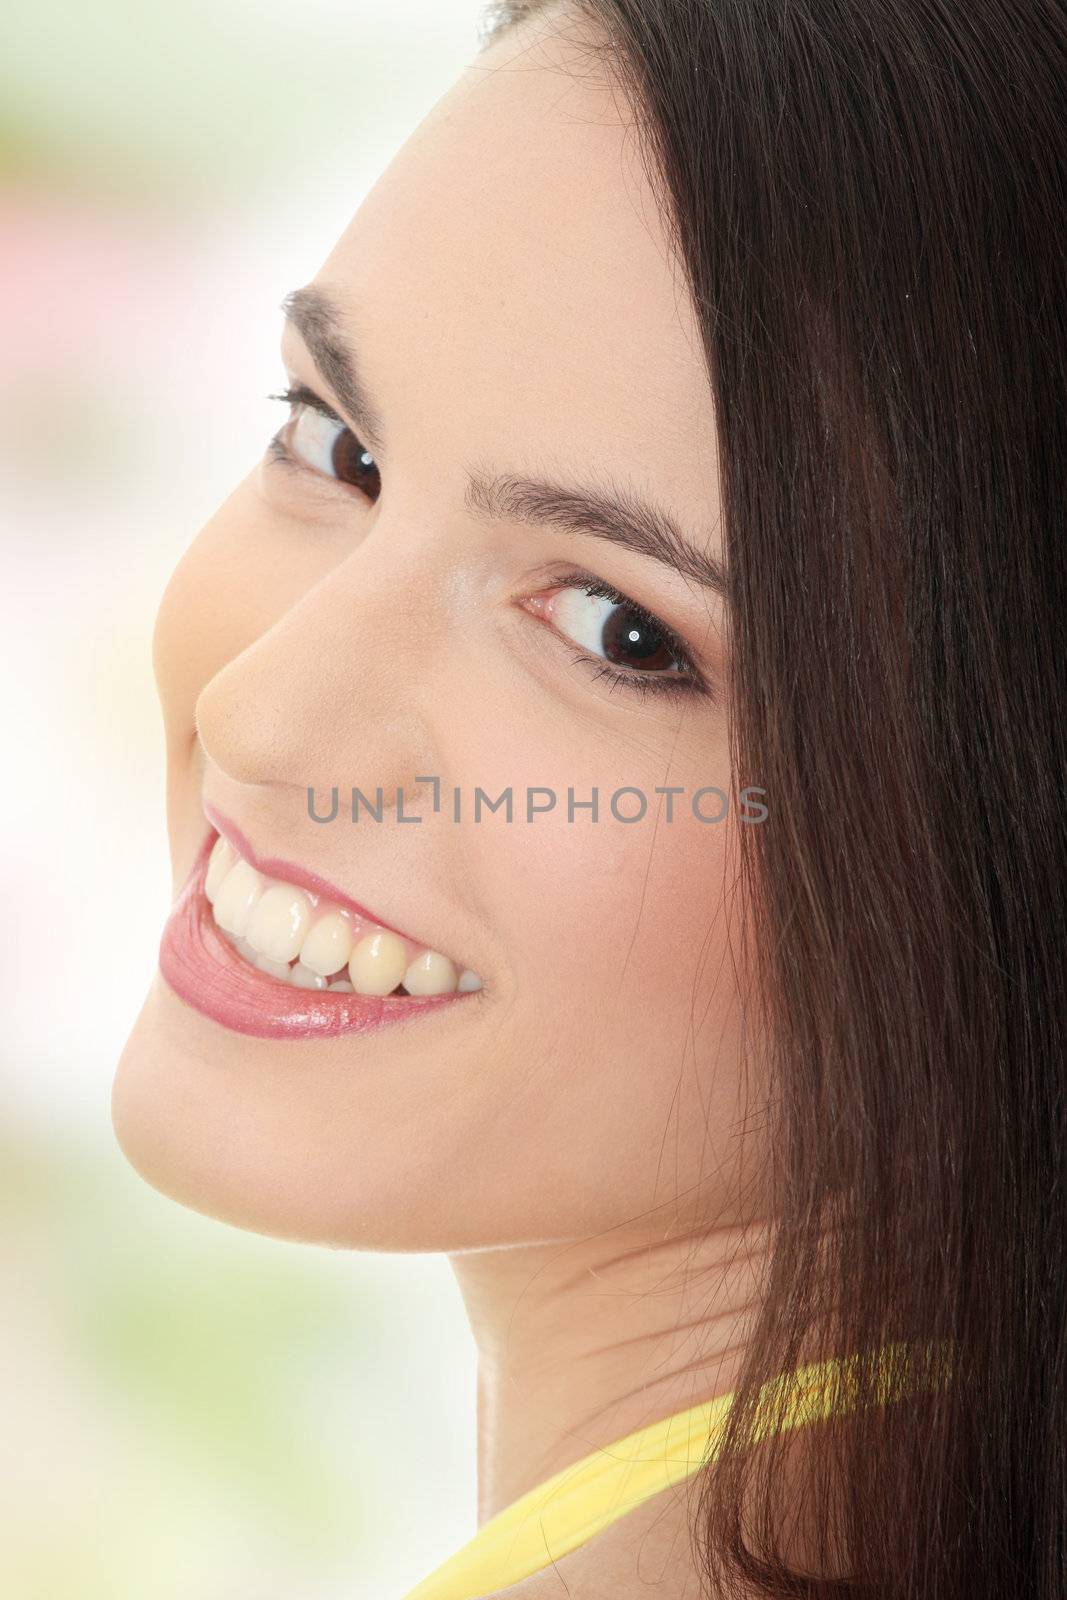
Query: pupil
602 606 674 671
333 432 381 499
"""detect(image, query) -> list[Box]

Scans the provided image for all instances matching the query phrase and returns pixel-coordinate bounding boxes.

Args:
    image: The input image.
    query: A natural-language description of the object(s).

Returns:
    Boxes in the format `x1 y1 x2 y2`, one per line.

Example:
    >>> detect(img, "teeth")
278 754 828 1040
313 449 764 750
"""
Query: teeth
290 962 328 990
205 836 237 903
403 949 458 995
299 913 354 977
206 831 482 998
348 931 408 996
245 883 313 964
253 952 294 981
213 860 264 937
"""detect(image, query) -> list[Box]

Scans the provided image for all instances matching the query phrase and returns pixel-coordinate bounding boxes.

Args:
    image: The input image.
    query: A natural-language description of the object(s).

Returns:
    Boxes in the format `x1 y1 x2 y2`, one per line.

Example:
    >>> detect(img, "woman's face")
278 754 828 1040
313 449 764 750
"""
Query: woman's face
113 7 764 1249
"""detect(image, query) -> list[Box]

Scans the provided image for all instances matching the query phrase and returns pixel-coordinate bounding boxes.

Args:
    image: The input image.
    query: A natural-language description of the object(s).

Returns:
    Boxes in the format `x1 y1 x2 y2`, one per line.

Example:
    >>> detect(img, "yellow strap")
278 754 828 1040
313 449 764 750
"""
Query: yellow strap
400 1339 951 1600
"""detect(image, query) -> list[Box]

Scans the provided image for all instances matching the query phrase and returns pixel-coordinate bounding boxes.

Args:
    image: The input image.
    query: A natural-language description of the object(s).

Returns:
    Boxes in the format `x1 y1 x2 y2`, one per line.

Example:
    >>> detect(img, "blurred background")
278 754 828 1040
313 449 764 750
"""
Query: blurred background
0 3 491 1595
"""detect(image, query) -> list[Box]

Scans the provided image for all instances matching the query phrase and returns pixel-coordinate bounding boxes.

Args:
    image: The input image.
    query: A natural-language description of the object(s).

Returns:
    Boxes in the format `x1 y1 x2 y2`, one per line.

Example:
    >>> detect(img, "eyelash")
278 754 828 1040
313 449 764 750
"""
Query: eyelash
265 385 707 704
546 572 705 702
266 382 364 475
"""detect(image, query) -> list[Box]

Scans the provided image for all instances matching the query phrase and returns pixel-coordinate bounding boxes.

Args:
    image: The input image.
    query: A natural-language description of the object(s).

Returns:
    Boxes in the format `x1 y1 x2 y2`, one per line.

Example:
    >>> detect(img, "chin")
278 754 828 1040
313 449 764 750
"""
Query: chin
110 974 479 1252
111 979 283 1238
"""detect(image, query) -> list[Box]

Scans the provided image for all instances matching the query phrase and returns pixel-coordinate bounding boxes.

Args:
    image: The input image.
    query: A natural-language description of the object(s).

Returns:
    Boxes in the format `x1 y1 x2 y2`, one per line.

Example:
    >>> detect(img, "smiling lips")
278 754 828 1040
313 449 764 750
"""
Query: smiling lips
157 818 481 1040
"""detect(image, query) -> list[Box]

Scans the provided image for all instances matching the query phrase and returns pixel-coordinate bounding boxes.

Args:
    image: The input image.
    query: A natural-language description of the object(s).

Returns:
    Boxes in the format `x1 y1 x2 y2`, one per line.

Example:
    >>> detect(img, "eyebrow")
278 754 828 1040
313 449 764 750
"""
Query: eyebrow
280 284 729 601
281 285 387 456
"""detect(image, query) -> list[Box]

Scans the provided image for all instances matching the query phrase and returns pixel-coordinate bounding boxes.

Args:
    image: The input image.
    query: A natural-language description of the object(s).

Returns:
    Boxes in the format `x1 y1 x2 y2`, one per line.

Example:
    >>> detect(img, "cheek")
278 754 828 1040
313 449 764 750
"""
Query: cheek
516 812 740 1019
460 690 737 987
459 703 746 1052
457 802 756 1234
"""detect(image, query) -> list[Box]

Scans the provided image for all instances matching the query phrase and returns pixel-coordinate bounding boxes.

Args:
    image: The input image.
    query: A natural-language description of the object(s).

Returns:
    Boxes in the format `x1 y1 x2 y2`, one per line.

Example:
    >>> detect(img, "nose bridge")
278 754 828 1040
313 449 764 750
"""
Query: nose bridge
195 525 440 797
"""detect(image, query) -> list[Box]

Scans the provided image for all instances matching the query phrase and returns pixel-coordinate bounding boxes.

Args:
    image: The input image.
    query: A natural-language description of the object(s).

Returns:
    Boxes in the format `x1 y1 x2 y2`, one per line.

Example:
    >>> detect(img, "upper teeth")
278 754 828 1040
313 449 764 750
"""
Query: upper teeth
204 834 481 998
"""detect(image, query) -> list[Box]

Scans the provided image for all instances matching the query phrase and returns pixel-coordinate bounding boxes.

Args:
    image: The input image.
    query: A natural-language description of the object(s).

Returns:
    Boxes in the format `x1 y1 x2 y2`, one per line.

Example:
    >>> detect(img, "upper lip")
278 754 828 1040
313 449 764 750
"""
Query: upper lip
203 801 409 938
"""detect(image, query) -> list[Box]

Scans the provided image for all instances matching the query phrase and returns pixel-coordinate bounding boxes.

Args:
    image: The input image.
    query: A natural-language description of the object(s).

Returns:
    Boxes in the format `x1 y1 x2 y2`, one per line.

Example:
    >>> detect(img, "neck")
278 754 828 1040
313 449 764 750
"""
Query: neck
449 1216 775 1524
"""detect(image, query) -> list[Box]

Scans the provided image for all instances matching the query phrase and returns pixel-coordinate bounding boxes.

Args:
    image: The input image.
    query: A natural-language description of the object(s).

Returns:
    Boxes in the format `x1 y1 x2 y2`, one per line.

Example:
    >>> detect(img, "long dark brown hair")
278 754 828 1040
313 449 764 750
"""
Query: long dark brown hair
480 3 1066 1596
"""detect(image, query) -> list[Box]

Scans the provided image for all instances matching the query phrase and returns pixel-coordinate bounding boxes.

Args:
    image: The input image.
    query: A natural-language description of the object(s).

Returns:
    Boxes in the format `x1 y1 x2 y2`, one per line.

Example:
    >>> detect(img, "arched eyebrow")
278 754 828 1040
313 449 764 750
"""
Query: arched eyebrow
280 283 729 602
281 285 387 457
464 473 728 600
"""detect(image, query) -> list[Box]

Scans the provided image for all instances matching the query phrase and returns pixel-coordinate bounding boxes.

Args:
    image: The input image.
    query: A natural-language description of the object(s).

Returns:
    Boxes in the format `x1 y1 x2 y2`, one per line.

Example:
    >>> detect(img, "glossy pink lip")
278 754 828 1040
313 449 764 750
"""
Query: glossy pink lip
204 801 406 934
158 828 470 1041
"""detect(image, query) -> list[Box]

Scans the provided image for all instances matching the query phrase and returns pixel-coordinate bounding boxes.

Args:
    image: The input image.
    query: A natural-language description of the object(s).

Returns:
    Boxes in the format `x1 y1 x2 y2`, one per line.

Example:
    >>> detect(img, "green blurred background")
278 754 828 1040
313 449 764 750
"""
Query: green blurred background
0 4 489 1594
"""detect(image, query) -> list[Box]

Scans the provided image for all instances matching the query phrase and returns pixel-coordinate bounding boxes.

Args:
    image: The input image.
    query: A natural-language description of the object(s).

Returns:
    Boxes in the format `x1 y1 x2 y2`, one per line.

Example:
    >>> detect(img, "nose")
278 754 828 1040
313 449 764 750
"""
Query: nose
194 528 441 805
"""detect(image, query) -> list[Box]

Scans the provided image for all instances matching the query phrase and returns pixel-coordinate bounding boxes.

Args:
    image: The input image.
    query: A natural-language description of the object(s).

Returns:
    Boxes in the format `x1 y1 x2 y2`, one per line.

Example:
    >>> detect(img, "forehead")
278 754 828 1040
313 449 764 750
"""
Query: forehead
310 11 719 535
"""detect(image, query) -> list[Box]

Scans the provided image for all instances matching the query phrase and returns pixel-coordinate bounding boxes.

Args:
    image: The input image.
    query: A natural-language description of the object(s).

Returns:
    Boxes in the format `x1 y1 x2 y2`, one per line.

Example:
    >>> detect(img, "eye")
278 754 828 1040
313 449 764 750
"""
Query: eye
267 383 381 503
528 572 705 701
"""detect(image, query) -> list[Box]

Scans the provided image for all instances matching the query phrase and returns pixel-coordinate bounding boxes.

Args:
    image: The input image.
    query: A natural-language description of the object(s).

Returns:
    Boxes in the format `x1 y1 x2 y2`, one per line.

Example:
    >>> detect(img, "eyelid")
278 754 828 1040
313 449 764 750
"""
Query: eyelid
266 381 380 506
268 381 346 428
565 646 707 703
543 565 708 691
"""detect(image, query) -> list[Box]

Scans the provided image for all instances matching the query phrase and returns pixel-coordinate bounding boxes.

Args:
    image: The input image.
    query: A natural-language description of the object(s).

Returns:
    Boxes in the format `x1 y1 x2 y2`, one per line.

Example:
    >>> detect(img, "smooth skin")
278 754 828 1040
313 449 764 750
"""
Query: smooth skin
114 6 785 1593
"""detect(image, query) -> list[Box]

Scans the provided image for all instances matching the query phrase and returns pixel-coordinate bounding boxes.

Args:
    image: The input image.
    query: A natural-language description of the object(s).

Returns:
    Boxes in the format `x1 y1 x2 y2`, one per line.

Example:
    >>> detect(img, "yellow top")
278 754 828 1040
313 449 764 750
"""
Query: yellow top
400 1340 949 1600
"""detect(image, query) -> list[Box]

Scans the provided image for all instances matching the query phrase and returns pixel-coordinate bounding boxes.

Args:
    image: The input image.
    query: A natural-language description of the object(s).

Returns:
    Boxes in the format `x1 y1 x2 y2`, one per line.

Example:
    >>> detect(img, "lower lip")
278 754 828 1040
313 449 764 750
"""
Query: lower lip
158 835 471 1040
